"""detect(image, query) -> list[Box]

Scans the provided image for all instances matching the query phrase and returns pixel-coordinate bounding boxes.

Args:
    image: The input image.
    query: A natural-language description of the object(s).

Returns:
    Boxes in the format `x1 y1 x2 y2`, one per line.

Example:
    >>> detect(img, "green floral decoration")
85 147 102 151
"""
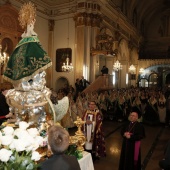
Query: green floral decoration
0 150 39 170
65 145 83 160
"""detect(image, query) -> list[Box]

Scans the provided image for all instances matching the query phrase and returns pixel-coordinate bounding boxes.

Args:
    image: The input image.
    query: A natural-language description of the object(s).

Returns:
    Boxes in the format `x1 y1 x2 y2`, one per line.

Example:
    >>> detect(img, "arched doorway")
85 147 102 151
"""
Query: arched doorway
138 78 148 87
166 73 170 86
148 73 158 88
55 77 69 92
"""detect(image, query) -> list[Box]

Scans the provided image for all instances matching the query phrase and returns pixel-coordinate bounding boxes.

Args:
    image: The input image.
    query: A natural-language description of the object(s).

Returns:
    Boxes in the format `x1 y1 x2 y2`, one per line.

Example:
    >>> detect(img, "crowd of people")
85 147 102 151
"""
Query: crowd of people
1 85 170 169
52 86 170 129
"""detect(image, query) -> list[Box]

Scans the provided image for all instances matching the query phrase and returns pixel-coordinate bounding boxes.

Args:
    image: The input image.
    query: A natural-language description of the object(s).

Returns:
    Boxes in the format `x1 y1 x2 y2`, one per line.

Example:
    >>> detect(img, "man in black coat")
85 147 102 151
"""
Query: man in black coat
119 110 145 170
40 125 81 170
79 76 90 91
101 66 109 75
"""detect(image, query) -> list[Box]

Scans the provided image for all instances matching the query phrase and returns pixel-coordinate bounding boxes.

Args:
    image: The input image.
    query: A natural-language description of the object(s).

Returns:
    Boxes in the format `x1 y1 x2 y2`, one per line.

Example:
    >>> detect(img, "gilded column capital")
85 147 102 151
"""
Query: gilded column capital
74 12 102 27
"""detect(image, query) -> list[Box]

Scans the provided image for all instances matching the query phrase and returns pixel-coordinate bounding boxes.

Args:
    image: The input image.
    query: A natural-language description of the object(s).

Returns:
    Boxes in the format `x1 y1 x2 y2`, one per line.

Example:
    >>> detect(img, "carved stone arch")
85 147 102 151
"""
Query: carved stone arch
0 3 23 51
55 76 69 92
1 37 13 56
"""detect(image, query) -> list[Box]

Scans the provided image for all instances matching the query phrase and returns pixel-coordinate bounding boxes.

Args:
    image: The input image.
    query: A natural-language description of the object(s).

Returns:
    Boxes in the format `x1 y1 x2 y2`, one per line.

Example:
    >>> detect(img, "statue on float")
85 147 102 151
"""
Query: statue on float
3 2 69 130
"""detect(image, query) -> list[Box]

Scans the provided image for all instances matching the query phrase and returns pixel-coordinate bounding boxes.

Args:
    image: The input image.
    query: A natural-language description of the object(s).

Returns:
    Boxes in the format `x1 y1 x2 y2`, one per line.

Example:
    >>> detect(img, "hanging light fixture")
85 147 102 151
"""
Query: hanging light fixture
113 60 122 71
62 0 73 72
0 45 6 65
129 64 136 74
62 55 73 72
139 68 144 73
0 43 9 75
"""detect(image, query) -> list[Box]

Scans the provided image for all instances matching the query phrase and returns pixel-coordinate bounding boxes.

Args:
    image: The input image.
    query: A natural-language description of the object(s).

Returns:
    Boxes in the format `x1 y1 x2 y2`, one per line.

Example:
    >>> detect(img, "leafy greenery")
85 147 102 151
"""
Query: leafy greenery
65 145 83 160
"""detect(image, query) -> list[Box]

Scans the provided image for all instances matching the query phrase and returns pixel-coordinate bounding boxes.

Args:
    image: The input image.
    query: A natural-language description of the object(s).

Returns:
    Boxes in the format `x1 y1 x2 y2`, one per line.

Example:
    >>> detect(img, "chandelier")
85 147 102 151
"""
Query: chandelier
113 60 122 71
62 0 73 72
62 55 73 72
139 68 144 73
0 44 8 66
129 64 136 74
0 44 9 76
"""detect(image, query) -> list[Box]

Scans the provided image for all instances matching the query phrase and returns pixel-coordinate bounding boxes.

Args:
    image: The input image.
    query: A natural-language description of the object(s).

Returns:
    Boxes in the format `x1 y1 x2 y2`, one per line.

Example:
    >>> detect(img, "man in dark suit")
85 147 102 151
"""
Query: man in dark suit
79 76 90 91
101 66 109 75
40 125 81 170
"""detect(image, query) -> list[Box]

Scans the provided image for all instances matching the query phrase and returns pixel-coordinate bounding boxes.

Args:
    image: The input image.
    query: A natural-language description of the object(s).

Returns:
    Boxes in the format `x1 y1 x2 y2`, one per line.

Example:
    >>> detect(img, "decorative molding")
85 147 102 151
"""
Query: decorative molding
74 12 102 27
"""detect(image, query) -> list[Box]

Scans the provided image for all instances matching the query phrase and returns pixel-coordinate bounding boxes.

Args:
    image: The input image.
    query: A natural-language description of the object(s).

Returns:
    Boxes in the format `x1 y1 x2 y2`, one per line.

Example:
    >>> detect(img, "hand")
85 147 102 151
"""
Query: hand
86 120 92 125
5 112 13 118
124 132 131 139
7 118 16 123
126 133 131 139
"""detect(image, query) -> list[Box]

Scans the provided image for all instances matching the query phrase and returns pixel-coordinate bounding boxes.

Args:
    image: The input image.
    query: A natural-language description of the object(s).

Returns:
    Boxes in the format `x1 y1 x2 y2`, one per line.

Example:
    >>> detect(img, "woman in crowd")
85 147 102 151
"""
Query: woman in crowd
157 91 166 123
143 94 160 125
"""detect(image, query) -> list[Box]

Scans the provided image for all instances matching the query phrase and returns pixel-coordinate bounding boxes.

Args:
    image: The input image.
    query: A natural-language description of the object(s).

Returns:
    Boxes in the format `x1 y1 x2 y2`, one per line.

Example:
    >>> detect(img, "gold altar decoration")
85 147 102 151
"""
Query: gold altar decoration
18 1 36 29
39 116 85 159
70 116 86 152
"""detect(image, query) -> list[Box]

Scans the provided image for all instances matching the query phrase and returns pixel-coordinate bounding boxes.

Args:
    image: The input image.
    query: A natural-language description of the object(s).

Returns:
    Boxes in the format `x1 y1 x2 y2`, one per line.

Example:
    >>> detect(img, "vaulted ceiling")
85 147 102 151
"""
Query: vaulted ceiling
30 0 170 59
1 0 169 59
113 0 170 59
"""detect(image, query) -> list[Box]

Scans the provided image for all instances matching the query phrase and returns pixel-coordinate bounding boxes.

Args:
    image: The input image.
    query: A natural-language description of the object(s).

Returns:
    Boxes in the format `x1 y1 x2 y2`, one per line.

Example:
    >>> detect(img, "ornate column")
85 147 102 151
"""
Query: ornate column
74 1 102 81
46 19 55 88
74 12 85 79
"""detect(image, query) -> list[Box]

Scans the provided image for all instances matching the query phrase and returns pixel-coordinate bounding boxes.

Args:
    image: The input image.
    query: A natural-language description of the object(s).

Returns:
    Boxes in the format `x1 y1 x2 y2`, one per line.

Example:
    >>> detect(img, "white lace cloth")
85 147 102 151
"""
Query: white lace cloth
78 151 94 170
53 96 69 122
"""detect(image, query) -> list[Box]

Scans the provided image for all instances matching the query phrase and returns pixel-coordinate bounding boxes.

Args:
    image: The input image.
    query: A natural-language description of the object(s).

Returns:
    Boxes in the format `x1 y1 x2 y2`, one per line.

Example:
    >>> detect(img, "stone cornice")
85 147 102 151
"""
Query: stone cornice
7 0 142 47
73 12 102 27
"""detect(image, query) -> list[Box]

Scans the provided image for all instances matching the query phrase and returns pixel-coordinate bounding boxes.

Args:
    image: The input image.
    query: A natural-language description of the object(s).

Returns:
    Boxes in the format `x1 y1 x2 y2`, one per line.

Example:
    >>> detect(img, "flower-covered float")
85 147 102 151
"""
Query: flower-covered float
0 121 46 170
0 2 85 169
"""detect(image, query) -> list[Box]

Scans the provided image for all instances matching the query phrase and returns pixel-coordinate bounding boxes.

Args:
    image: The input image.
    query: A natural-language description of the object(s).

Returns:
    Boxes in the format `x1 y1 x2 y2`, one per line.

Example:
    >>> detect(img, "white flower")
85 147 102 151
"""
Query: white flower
35 136 44 146
13 139 26 152
25 145 34 152
22 135 34 147
1 135 13 146
0 148 12 162
14 128 29 139
27 128 39 137
19 121 29 130
31 151 41 161
2 126 14 135
31 142 39 151
9 140 15 150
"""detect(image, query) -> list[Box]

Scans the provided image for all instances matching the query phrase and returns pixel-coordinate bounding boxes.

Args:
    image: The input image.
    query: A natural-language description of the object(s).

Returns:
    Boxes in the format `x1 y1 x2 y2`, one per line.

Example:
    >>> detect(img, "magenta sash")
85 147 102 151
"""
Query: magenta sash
134 141 141 161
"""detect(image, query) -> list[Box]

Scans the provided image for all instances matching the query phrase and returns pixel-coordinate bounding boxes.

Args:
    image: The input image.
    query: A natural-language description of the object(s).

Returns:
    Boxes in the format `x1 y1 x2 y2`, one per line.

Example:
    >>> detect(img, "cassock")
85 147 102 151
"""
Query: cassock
119 121 145 170
82 109 106 158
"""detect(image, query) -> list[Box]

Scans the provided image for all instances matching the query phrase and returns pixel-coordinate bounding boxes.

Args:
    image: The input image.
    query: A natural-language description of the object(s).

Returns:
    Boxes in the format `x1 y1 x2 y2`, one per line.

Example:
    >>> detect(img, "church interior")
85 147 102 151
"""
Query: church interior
0 0 170 170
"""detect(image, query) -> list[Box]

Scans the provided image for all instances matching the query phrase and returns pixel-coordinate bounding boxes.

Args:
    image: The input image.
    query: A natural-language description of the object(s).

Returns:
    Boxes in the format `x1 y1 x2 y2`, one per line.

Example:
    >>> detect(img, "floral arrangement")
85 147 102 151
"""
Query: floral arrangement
65 144 83 160
0 121 47 170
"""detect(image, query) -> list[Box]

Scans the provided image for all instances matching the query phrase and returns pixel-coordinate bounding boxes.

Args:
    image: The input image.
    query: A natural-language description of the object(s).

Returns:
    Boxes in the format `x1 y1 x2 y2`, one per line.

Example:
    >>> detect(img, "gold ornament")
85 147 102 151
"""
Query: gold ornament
70 116 86 152
18 1 36 29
